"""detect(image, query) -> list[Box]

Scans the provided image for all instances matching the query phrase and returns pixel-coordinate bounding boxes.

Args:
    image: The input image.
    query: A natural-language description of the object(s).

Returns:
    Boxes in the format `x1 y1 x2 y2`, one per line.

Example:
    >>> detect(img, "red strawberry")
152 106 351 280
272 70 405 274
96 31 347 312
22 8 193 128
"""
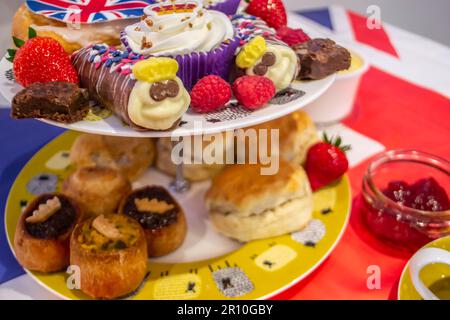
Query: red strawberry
246 0 287 30
305 133 350 191
190 75 232 113
10 32 78 87
232 75 276 110
276 26 311 47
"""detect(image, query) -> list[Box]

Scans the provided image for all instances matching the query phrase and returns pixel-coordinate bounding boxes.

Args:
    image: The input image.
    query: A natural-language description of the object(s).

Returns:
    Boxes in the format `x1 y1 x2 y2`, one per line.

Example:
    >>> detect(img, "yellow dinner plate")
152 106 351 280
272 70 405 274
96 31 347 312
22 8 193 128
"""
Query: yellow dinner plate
5 131 351 300
398 236 450 300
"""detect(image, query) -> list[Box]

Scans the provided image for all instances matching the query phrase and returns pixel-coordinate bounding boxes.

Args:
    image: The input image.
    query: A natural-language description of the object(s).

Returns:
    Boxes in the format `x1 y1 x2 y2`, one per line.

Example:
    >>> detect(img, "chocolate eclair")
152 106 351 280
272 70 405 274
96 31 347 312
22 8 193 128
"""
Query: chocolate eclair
14 193 82 272
119 186 187 257
72 47 190 131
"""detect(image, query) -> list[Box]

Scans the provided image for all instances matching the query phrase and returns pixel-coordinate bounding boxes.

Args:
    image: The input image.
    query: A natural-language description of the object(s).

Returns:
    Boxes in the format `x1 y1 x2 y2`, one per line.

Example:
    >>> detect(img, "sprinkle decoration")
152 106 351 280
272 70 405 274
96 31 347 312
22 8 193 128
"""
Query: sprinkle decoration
88 44 146 77
231 13 285 47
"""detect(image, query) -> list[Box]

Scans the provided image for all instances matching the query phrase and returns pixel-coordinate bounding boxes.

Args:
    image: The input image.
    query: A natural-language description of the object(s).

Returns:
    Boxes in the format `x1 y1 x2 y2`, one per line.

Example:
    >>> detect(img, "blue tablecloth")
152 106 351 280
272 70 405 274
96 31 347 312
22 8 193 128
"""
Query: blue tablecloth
0 109 64 283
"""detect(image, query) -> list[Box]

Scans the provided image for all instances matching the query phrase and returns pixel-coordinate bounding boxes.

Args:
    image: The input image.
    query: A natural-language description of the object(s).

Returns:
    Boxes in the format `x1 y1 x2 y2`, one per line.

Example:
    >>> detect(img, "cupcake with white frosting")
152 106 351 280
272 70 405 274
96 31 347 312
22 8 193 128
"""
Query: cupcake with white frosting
121 0 240 90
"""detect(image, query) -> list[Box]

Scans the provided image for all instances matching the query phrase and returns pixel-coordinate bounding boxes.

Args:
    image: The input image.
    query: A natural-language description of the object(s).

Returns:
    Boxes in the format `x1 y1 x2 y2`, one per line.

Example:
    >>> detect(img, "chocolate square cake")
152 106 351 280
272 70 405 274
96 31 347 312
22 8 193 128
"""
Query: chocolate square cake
12 82 90 123
294 39 351 80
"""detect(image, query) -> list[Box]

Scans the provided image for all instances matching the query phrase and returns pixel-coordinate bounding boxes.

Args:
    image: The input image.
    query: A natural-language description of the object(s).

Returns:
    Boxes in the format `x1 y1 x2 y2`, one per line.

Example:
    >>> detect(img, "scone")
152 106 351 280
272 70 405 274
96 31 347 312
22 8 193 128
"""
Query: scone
237 110 319 165
70 214 148 299
70 134 156 181
156 132 234 182
14 193 82 272
119 186 187 257
62 166 132 218
12 4 136 54
205 160 313 242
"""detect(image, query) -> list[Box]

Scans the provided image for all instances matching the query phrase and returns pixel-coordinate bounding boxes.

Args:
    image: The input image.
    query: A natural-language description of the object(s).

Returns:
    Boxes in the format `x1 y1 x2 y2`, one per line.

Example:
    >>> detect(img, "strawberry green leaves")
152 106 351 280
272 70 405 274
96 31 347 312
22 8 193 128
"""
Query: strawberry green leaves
7 27 37 63
323 132 351 152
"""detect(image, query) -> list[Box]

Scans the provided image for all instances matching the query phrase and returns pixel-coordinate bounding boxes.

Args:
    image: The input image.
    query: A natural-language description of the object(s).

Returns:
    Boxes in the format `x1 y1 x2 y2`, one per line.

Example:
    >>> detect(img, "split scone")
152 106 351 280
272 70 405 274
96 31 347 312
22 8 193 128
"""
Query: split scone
237 110 318 165
156 132 234 182
14 193 82 272
70 214 148 299
205 160 313 242
70 134 156 181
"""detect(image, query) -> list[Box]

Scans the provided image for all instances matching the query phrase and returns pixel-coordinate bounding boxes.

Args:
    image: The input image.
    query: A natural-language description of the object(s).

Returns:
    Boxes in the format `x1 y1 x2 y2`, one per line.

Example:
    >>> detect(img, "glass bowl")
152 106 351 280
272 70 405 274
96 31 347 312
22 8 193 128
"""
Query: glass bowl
361 150 450 252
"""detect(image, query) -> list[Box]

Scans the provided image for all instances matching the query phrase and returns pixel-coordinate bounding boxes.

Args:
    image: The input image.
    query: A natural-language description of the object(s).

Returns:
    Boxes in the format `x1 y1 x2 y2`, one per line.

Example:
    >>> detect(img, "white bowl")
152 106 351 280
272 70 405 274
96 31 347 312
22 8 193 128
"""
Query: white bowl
303 47 369 124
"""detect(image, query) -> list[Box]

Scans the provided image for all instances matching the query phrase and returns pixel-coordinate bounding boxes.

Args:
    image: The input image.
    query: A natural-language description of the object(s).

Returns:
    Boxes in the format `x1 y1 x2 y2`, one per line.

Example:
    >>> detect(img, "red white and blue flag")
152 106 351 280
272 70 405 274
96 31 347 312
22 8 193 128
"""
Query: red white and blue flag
26 0 156 24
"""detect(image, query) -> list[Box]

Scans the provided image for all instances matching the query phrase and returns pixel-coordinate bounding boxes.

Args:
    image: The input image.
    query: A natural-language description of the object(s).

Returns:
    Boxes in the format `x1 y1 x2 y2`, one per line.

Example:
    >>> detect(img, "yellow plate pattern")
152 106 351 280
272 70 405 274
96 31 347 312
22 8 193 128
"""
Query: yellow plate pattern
5 131 351 300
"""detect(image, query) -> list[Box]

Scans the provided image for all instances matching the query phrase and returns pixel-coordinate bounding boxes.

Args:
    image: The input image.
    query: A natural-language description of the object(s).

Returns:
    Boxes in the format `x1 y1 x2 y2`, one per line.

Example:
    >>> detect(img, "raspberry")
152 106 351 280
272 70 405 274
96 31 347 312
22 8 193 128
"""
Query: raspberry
190 75 232 113
276 26 311 47
232 75 276 110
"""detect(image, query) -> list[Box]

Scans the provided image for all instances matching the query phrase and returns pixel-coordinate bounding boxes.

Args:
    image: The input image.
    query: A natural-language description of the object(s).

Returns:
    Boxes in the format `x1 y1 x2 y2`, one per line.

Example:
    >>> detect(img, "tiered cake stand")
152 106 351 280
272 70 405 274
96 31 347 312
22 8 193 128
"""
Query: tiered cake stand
1 55 352 300
0 56 336 192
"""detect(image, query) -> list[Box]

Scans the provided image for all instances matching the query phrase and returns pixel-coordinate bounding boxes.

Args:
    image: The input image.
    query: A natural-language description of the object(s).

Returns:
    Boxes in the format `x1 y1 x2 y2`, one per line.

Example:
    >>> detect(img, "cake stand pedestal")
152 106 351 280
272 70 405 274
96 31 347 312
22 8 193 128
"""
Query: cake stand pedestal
169 139 191 193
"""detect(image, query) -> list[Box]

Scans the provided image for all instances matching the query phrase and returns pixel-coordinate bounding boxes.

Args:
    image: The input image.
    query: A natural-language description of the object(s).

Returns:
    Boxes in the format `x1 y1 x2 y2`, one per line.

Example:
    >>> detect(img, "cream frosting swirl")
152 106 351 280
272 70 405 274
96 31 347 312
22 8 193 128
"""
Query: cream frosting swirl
122 0 234 56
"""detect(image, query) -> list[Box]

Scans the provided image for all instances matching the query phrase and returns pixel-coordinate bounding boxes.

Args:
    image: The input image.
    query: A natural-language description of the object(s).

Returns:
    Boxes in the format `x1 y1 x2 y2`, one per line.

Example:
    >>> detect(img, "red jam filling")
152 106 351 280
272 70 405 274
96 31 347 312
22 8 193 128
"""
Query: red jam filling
384 178 449 212
362 177 449 252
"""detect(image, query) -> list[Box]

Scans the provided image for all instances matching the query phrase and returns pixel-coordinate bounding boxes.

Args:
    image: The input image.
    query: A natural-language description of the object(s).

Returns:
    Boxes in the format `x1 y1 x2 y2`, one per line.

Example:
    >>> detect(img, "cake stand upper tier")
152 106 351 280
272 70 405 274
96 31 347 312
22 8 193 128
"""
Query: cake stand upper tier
0 57 335 138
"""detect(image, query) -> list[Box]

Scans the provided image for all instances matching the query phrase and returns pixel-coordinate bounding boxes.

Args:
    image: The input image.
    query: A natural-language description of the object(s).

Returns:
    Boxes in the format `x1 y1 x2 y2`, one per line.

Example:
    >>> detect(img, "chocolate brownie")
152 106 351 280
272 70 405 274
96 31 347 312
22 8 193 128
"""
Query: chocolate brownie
293 39 351 80
11 82 90 123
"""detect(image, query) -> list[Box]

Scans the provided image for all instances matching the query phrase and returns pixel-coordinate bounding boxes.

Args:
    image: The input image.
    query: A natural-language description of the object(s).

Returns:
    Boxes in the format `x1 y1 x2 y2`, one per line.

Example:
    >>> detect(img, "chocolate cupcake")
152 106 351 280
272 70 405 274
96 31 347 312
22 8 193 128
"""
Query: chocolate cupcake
14 193 82 272
119 186 187 257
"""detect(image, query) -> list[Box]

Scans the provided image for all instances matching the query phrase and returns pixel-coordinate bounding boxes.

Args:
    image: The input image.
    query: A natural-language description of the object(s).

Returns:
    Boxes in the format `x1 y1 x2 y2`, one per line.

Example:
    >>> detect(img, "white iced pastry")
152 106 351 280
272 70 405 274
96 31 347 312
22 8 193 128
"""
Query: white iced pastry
122 0 235 56
129 58 191 130
245 45 299 91
12 4 135 53
32 19 131 48
232 14 300 92
129 77 190 130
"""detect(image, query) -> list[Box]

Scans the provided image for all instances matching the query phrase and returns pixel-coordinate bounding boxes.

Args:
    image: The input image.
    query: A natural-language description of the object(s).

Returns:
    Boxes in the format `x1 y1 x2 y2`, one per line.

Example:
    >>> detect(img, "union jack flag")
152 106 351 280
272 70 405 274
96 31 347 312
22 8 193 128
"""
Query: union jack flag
26 0 156 24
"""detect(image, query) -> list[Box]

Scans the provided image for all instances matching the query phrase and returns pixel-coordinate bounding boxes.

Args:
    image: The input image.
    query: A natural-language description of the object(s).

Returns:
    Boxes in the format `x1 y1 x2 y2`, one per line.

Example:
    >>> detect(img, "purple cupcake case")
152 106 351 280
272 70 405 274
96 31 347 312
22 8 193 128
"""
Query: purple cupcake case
206 0 242 15
121 31 240 91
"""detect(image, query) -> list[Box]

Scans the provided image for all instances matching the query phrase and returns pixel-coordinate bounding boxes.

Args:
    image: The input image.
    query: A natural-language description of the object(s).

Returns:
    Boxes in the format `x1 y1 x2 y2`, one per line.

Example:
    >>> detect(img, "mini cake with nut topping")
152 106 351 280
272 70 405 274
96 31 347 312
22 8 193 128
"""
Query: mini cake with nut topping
119 186 187 257
70 214 148 299
14 193 82 272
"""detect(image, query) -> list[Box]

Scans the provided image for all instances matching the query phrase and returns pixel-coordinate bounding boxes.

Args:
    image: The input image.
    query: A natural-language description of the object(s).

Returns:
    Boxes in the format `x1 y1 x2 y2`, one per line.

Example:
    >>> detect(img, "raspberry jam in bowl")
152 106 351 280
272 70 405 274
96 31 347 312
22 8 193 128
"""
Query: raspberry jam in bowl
362 150 450 252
